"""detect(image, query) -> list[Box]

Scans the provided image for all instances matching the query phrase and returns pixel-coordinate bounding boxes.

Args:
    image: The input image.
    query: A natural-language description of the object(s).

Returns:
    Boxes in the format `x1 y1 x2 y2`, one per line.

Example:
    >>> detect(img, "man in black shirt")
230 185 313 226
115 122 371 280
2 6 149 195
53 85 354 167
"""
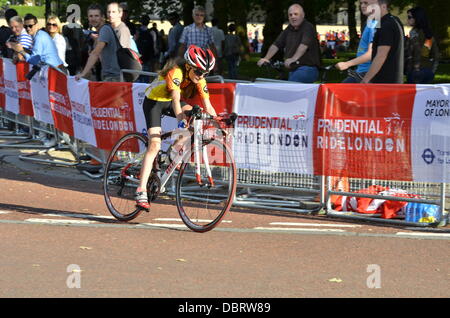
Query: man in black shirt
362 0 404 83
257 3 321 83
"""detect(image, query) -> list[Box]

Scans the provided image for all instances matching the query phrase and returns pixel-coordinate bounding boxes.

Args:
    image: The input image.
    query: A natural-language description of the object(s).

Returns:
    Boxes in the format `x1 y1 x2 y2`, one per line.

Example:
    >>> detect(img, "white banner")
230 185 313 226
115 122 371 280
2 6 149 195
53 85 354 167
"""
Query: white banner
233 83 319 174
67 77 97 147
3 59 19 114
412 84 450 183
29 66 53 125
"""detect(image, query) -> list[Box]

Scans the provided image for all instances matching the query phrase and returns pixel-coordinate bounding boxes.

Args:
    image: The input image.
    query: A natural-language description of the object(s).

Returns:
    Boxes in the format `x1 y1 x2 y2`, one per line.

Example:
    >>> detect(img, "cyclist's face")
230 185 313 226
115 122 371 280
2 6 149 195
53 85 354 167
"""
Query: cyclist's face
288 5 304 29
187 65 207 83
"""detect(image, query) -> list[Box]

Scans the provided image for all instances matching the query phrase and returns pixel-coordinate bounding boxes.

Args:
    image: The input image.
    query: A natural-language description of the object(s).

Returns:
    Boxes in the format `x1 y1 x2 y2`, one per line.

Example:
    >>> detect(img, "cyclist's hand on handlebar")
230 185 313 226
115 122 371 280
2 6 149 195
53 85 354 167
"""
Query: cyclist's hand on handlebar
335 62 349 71
284 58 297 69
257 58 270 67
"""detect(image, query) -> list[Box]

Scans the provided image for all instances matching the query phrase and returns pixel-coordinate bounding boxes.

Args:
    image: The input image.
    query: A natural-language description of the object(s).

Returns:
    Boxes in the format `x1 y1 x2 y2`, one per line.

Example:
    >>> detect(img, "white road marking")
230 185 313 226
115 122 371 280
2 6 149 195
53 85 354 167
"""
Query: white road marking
0 211 11 215
396 232 450 238
254 227 346 233
42 213 115 220
25 218 96 225
269 222 361 228
140 223 188 229
153 218 232 223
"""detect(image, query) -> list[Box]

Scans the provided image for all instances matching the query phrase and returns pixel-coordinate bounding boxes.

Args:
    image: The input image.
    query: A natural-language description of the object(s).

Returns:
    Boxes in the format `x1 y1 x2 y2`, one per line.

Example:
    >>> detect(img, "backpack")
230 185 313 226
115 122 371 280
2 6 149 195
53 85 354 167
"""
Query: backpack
107 24 142 82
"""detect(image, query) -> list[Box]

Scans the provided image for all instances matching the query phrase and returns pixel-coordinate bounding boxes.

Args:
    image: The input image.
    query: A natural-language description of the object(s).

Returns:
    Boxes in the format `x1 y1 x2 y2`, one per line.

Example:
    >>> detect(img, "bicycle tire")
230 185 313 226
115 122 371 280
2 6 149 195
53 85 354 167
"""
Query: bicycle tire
175 138 237 232
103 132 148 221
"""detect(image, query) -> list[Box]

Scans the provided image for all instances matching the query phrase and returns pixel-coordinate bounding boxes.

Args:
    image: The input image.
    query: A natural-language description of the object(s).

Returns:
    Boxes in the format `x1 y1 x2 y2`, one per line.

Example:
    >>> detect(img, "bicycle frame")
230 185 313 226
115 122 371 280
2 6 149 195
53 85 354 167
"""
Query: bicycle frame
119 116 217 194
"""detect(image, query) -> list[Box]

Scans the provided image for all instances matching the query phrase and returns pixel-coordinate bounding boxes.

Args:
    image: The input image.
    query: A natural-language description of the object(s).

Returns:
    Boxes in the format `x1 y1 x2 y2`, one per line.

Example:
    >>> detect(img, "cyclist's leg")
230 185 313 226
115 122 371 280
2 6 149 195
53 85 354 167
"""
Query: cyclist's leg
135 98 169 208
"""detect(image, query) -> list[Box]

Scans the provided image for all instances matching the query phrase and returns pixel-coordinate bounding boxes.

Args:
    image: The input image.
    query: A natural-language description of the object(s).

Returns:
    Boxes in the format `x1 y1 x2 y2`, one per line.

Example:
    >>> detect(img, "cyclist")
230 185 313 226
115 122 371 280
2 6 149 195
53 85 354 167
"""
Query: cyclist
135 44 217 210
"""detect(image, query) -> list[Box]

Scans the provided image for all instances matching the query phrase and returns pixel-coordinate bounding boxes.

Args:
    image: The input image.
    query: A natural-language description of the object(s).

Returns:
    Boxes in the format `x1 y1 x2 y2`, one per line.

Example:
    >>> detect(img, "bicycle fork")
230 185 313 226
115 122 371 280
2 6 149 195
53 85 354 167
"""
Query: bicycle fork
193 119 214 188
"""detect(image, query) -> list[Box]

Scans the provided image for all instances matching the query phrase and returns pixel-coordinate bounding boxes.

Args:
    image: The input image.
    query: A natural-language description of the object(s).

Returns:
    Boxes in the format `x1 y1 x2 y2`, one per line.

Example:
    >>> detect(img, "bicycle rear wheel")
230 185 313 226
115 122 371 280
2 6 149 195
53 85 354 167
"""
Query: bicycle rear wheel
103 133 148 221
176 139 237 232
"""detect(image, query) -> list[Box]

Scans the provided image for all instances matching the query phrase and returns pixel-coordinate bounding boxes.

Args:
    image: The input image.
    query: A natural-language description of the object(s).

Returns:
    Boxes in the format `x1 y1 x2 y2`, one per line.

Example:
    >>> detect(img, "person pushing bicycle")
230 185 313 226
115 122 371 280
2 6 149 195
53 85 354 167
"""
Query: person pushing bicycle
135 45 217 210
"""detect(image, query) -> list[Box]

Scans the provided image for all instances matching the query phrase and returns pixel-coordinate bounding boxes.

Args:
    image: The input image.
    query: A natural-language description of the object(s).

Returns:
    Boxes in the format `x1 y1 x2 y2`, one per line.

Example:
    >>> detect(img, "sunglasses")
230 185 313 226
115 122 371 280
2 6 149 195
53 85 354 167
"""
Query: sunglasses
407 16 414 19
24 24 35 29
193 68 209 77
47 23 58 27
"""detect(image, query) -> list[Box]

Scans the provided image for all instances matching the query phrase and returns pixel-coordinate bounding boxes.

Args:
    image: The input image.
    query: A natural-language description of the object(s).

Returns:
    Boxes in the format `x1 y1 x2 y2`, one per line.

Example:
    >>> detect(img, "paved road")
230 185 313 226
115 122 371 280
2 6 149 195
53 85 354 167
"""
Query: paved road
0 142 449 300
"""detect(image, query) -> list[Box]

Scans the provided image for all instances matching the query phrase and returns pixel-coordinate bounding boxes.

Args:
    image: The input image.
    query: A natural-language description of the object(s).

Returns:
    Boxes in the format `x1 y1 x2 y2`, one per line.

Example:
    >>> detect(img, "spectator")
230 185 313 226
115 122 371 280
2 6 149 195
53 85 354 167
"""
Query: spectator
223 23 242 79
8 13 65 71
361 0 405 84
135 15 154 72
107 2 131 49
257 3 321 83
63 14 85 75
211 18 225 75
0 8 18 58
120 2 136 36
7 16 33 63
75 3 121 82
178 6 217 57
46 15 68 68
149 22 161 71
336 0 379 83
165 12 184 60
405 7 439 84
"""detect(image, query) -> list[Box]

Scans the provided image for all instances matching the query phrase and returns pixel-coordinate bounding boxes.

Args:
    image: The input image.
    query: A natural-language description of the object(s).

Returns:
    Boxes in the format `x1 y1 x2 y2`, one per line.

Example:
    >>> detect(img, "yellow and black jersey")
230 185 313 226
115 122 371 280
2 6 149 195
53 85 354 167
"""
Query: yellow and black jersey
145 66 210 102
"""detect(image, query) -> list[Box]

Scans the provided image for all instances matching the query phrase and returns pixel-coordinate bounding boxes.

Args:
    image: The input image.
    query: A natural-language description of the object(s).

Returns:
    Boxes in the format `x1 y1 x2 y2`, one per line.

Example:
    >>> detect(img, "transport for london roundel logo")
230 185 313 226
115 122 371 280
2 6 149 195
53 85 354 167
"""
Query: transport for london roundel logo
422 148 435 165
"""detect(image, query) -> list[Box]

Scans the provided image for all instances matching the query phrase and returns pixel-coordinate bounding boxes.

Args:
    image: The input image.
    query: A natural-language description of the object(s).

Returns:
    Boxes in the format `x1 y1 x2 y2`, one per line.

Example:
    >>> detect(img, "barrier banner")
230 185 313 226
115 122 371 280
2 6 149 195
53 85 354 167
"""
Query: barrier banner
0 58 5 108
411 84 450 183
29 65 54 125
48 68 74 136
3 59 19 115
67 77 97 147
314 84 416 181
233 83 319 174
89 81 136 150
16 62 33 117
185 83 236 115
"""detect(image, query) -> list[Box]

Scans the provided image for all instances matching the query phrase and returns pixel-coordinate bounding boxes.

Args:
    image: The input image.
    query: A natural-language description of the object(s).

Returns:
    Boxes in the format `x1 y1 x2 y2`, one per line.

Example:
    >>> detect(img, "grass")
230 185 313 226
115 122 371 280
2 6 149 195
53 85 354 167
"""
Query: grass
233 52 450 84
10 5 46 19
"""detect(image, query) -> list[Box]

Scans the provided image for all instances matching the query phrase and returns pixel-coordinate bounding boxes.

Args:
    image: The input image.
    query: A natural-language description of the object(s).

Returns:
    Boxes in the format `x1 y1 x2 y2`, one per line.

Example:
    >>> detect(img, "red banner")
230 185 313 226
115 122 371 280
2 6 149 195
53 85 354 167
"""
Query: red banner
313 84 417 181
48 68 74 136
16 62 33 117
89 81 136 150
185 83 236 114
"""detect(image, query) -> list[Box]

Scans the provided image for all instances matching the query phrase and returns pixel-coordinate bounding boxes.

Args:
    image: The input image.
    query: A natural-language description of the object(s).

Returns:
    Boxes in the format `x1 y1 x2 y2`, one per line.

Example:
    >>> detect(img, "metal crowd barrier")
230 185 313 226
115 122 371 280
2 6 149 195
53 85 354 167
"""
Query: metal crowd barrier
1 66 448 228
325 177 449 227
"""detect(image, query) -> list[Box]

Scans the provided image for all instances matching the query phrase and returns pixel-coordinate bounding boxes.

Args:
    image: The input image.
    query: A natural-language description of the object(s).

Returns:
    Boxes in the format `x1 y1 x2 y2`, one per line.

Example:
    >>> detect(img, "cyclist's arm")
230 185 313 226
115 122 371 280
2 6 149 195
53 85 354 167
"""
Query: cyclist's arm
361 45 390 83
170 89 184 121
337 43 372 70
257 44 279 66
285 43 308 67
202 98 217 117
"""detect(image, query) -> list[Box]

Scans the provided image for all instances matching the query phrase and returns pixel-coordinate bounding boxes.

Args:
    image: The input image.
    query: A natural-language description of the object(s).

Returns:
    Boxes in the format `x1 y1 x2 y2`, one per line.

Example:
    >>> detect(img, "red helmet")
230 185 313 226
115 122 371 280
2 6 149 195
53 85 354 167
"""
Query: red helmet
184 45 216 72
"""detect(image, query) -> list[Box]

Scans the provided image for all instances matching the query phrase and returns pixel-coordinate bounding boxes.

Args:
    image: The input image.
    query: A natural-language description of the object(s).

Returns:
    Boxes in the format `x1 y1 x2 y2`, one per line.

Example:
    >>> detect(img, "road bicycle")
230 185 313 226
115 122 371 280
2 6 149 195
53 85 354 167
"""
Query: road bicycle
103 105 238 232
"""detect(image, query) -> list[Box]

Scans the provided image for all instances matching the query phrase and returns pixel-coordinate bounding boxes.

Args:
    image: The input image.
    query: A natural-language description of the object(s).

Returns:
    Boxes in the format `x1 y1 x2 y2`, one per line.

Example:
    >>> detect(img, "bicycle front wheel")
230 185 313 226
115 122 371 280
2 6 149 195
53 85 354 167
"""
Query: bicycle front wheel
176 139 237 232
103 133 148 221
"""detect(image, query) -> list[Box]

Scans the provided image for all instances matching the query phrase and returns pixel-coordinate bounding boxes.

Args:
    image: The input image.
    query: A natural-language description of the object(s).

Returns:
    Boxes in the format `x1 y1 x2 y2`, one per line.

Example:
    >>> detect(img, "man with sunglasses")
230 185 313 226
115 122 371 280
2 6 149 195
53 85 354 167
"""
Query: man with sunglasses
134 45 217 210
8 13 64 71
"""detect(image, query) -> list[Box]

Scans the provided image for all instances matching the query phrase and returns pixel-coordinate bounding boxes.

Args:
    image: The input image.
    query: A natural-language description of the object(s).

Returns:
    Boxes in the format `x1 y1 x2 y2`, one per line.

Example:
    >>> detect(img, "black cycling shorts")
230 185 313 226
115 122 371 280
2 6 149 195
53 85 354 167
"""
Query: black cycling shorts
142 97 187 129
